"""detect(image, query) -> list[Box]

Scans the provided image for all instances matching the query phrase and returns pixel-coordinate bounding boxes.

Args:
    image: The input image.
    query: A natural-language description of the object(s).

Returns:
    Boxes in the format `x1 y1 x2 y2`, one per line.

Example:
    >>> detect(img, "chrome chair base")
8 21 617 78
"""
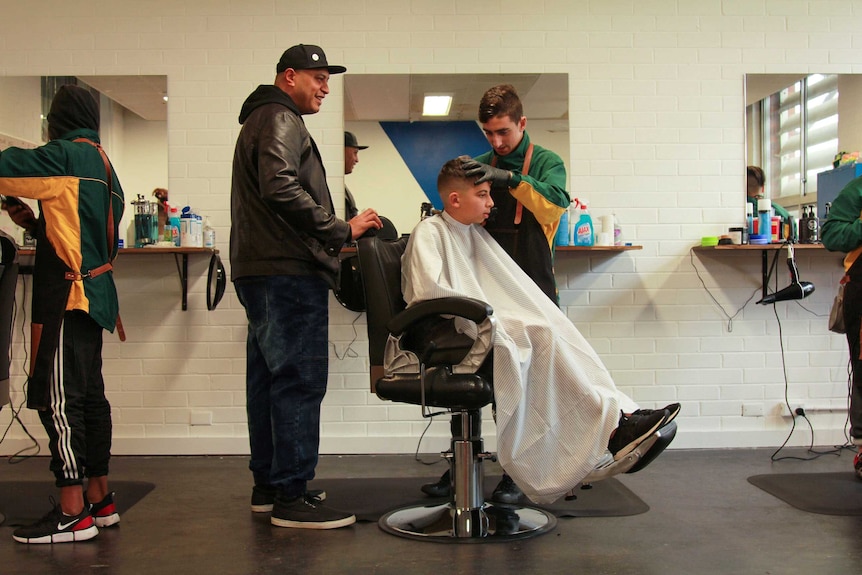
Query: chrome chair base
379 501 556 543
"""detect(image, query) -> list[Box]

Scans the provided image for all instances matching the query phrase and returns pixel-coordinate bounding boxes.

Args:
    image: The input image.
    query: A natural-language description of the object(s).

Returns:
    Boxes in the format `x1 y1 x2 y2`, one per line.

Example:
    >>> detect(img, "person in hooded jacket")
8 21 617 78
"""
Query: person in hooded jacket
0 84 125 544
230 44 382 530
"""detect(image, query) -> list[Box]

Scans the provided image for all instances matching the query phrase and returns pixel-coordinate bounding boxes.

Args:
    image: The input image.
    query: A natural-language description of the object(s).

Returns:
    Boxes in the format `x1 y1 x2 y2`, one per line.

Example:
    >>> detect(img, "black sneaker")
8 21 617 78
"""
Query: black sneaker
633 403 681 426
85 492 120 527
490 474 523 504
270 493 355 529
608 410 668 461
420 469 451 498
251 485 326 513
12 498 99 544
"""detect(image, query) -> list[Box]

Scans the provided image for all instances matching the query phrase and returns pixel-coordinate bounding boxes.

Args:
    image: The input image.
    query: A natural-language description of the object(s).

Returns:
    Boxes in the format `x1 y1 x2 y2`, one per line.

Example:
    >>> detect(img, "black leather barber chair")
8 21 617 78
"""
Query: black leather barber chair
0 230 18 526
356 233 557 541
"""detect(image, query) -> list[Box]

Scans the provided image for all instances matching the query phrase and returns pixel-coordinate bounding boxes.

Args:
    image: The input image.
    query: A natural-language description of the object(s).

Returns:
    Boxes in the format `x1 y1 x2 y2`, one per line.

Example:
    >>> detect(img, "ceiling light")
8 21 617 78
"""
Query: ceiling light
423 94 452 116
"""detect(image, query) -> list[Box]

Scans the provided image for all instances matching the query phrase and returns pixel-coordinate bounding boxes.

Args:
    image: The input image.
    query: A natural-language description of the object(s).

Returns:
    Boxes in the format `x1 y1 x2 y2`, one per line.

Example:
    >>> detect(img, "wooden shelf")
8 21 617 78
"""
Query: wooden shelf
693 243 825 251
692 242 835 301
556 245 642 252
18 246 219 311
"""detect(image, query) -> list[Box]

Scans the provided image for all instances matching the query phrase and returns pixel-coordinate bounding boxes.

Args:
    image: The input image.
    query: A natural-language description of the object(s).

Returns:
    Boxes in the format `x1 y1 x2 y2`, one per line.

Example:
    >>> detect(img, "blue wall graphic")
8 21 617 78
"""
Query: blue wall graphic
380 121 490 210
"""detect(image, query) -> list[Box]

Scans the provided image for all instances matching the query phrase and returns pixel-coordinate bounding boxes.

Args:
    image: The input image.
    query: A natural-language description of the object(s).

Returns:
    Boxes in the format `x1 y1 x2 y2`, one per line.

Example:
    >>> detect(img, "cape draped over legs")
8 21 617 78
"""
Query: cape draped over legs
400 212 637 504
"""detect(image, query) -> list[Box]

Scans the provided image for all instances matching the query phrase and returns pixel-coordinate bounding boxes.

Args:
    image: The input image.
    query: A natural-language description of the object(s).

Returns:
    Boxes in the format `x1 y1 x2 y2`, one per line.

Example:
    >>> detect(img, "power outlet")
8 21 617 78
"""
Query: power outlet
742 403 764 417
190 411 212 426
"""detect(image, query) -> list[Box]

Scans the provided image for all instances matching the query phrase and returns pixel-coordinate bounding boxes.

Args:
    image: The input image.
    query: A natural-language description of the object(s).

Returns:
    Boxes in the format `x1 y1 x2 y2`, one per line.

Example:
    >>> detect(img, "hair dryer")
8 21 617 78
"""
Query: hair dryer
757 243 815 304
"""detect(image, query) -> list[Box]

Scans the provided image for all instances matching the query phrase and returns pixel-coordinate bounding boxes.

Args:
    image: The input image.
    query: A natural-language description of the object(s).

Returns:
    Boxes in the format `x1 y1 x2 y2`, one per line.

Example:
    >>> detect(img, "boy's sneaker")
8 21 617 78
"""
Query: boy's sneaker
633 403 681 426
86 492 120 527
608 410 668 461
270 493 355 529
251 485 326 513
854 451 862 481
12 498 99 544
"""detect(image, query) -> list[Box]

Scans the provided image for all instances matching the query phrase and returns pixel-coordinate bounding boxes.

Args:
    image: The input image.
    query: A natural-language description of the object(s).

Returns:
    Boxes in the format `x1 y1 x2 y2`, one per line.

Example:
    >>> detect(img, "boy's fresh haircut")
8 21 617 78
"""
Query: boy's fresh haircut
478 84 524 124
437 157 468 194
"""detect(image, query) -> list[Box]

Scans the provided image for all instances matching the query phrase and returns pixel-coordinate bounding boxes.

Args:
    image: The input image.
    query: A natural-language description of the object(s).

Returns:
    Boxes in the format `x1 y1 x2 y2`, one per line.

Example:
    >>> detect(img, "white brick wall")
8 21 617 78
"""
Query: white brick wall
0 0 856 456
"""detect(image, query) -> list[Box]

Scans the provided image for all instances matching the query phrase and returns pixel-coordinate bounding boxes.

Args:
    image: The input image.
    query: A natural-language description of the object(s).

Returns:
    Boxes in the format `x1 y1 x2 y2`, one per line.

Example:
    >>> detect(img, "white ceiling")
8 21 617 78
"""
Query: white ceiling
78 75 167 122
344 73 568 129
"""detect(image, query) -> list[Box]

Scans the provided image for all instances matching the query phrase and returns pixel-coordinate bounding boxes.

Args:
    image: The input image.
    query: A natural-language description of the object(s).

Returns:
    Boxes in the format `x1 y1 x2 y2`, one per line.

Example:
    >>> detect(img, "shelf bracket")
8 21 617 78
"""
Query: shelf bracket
173 253 189 311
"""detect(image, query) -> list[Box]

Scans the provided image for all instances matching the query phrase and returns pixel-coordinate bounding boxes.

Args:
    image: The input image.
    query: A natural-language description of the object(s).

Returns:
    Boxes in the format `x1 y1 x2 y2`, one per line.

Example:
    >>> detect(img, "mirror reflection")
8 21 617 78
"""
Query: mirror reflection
0 75 168 246
343 73 569 234
745 73 862 222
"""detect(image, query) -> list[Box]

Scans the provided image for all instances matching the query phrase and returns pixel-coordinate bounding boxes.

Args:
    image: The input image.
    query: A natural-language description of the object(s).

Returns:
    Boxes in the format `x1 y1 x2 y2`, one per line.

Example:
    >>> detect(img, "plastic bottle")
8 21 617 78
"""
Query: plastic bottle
745 203 754 237
799 205 810 243
169 206 181 247
806 204 819 243
757 198 772 242
574 200 595 246
180 207 193 247
613 212 622 246
555 202 570 246
203 216 215 248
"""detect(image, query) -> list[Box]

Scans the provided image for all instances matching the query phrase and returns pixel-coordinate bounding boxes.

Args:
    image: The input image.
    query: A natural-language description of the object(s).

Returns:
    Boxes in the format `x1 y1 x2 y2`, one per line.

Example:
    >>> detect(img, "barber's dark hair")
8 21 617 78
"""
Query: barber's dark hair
747 165 765 187
478 84 524 124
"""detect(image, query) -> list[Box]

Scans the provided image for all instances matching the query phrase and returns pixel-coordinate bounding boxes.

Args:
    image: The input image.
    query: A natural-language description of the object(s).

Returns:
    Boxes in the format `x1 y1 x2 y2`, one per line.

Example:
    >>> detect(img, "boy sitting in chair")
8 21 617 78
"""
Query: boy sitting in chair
400 157 677 504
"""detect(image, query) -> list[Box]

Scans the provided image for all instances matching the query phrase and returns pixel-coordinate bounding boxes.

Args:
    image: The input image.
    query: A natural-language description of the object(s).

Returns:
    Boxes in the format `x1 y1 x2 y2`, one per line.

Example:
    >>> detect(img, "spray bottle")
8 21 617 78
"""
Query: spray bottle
573 199 595 246
555 200 571 246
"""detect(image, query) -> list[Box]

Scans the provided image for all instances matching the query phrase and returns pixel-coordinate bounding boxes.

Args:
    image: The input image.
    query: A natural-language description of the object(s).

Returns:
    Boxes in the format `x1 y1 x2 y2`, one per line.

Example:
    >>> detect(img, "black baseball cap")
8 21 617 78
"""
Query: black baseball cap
344 131 368 150
276 44 346 75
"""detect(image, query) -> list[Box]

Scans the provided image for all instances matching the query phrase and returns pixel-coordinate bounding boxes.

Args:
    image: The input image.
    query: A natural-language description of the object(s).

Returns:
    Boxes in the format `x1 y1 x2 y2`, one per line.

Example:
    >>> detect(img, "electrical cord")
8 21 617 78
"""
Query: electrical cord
692 244 849 462
688 247 760 332
770 304 843 461
328 311 362 360
1 273 41 463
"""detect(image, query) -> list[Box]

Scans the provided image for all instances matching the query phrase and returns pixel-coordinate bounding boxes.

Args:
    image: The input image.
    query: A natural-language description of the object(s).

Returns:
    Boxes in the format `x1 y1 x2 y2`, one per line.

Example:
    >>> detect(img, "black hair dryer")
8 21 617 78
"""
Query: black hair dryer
757 243 815 304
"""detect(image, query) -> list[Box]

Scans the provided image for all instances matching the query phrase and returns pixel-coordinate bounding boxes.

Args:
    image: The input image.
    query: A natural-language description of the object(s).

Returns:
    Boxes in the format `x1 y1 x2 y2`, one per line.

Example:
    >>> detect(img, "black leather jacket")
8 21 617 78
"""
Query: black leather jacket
230 85 351 287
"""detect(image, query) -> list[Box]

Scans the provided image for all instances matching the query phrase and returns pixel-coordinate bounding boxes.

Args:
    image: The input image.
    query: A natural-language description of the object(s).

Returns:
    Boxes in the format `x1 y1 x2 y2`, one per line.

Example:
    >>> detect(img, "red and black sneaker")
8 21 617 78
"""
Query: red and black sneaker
12 498 99 544
854 451 862 481
86 492 120 527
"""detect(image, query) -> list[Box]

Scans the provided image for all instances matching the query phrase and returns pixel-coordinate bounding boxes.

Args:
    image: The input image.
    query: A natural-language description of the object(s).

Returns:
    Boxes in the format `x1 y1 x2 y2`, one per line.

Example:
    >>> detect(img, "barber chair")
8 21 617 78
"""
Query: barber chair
357 233 557 541
357 233 678 542
0 230 18 526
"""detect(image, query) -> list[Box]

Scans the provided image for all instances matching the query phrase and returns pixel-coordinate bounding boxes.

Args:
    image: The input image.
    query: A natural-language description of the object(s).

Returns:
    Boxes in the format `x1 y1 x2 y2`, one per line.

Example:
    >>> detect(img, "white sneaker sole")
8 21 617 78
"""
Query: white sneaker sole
270 514 356 529
13 524 99 544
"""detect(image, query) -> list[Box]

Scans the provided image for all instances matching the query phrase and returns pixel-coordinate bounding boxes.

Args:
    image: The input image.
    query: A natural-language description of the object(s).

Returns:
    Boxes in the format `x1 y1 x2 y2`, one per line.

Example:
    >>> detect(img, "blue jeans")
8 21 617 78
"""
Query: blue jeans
235 275 329 499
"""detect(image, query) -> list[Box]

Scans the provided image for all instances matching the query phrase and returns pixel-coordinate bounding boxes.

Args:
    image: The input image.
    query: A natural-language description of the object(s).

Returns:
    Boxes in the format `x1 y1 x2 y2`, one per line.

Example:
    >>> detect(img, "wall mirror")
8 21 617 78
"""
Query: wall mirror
0 75 168 246
343 73 569 235
744 73 862 220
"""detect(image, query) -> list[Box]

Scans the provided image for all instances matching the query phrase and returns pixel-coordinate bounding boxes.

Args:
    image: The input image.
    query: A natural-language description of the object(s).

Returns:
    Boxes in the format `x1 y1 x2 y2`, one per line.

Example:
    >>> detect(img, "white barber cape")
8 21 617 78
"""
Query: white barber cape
401 212 637 504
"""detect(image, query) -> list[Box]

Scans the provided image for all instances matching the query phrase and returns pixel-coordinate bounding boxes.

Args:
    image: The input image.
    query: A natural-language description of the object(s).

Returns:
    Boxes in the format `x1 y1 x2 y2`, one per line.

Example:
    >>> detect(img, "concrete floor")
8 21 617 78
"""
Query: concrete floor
1 447 860 575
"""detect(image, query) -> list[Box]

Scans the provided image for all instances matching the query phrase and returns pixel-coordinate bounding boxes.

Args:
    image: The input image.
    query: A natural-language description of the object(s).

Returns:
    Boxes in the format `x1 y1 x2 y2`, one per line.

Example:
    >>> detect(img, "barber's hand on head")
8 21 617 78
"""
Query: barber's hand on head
349 208 383 241
460 157 512 188
1 197 38 233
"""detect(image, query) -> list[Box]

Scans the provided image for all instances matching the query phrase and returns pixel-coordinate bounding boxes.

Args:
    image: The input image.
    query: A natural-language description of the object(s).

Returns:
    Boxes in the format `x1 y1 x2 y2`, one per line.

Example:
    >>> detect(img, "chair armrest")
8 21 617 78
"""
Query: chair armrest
386 297 493 336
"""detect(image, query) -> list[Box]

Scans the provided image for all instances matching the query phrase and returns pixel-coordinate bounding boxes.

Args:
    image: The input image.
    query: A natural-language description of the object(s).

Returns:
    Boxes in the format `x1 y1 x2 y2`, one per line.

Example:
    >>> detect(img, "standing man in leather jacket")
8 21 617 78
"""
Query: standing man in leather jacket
230 44 382 529
421 84 571 504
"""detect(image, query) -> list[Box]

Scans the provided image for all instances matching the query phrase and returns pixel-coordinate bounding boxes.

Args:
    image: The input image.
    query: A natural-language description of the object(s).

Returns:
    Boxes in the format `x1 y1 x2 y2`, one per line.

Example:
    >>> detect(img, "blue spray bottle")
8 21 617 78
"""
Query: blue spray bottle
555 199 572 246
574 199 594 246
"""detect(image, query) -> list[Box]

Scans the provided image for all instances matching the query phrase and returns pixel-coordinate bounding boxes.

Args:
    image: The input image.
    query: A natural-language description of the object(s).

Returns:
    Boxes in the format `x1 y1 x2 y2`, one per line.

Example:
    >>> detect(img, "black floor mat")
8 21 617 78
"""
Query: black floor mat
310 475 648 522
747 472 862 515
0 480 155 526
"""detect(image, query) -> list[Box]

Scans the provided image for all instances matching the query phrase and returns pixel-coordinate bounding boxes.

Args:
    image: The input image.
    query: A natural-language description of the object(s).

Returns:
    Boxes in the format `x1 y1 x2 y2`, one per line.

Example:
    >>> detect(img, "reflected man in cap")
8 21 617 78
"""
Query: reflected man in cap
230 43 381 530
344 130 368 220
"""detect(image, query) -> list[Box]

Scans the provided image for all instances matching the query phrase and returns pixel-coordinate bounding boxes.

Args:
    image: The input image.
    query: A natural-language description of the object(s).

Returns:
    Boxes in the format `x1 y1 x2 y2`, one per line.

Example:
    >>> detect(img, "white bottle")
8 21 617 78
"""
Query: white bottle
203 216 215 248
613 213 622 246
